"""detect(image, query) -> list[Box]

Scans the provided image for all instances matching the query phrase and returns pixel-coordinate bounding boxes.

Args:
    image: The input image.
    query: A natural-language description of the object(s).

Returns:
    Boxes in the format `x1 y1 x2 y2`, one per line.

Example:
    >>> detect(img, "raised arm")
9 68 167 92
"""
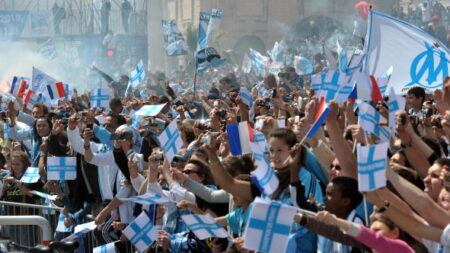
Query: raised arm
203 137 254 202
325 101 357 179
386 166 450 228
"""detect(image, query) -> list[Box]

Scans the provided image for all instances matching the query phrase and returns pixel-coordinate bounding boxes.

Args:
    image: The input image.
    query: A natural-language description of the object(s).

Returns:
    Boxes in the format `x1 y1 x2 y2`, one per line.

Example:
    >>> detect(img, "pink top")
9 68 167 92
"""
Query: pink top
355 225 414 253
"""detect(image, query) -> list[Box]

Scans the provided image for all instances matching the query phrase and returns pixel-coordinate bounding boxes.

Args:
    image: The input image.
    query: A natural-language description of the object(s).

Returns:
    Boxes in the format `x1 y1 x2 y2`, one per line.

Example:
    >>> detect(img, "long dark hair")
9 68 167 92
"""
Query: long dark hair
33 117 52 141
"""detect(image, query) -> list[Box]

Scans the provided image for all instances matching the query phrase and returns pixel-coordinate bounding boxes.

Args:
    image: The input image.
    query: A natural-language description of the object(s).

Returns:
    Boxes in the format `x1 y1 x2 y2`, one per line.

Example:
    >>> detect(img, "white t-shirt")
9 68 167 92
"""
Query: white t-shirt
421 224 450 253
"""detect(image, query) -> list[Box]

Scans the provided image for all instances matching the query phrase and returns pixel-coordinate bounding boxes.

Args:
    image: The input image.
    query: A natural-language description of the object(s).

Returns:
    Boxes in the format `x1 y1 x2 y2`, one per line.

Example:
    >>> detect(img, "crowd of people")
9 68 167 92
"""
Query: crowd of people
0 58 449 253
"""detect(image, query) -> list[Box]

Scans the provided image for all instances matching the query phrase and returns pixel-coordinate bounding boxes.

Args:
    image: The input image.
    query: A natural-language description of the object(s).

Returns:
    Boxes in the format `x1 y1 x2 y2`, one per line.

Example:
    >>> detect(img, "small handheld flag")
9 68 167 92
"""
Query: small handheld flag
47 157 77 180
90 88 111 108
134 104 166 117
46 82 66 100
20 167 40 183
10 76 28 98
123 211 158 252
227 121 254 156
181 213 228 240
119 192 171 205
357 142 389 191
157 120 183 163
243 197 297 253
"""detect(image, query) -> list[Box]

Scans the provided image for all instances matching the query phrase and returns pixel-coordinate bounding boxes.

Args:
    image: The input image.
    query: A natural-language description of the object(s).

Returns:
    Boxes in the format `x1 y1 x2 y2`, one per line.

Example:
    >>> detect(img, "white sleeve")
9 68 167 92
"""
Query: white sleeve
440 223 450 247
67 127 85 155
147 181 166 196
17 111 36 127
130 173 145 193
169 182 196 203
89 151 114 167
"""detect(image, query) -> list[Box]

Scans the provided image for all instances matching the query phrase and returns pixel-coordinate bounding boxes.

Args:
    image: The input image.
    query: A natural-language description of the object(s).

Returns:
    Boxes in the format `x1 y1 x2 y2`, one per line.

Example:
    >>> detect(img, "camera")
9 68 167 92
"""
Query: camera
431 118 443 128
283 94 294 101
201 135 211 145
110 131 133 140
154 152 164 161
278 72 288 78
422 108 433 118
410 115 420 127
215 109 227 118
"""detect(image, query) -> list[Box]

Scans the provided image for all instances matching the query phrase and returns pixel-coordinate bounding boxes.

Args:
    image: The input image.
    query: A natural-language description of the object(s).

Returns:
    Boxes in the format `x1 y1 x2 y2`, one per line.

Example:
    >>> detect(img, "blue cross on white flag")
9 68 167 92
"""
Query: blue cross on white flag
119 192 171 205
239 87 253 107
181 213 228 240
90 88 112 108
311 74 324 93
3 122 10 139
358 101 392 142
20 167 40 183
244 197 297 253
93 242 116 253
134 104 166 117
316 70 346 102
158 120 183 163
364 11 449 94
129 60 145 89
56 213 74 233
250 143 278 195
335 74 357 103
47 157 77 180
123 211 158 252
388 87 405 132
357 142 389 191
64 221 96 240
253 130 269 153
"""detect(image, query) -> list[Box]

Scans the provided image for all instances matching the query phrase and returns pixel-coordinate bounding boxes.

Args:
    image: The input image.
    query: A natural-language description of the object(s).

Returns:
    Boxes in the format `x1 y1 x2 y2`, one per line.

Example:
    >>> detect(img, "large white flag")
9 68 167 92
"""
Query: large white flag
364 11 449 94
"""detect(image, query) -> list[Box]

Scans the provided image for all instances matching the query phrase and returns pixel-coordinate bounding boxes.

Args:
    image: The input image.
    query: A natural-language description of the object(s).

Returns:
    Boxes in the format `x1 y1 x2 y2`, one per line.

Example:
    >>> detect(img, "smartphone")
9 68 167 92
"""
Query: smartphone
86 123 93 129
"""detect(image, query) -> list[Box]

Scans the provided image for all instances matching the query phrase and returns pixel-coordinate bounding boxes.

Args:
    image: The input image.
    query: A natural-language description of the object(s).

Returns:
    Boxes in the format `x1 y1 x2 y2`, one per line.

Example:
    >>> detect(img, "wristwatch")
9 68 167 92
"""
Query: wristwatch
400 140 413 149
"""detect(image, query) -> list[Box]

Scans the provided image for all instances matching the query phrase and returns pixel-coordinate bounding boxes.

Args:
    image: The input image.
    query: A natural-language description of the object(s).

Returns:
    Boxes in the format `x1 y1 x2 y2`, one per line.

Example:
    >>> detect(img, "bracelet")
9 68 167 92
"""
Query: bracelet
400 140 413 149
377 201 390 213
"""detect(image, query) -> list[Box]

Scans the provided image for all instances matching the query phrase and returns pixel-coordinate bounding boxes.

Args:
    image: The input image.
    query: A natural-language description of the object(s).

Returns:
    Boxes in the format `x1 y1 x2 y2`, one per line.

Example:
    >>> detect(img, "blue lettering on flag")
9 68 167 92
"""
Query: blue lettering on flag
407 42 448 89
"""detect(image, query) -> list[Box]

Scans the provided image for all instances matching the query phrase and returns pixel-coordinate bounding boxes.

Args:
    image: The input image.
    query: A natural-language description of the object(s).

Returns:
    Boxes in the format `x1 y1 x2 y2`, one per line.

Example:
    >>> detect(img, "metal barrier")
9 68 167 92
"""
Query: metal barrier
0 201 135 252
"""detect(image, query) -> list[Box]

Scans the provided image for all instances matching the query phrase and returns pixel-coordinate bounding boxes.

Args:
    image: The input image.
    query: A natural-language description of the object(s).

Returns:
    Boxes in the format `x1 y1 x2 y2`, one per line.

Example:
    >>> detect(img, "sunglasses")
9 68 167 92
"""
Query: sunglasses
330 164 342 171
182 169 200 175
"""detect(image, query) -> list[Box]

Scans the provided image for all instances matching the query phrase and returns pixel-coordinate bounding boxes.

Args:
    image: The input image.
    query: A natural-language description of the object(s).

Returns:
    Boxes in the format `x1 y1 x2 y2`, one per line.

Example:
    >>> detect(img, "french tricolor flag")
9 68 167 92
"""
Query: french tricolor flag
306 98 331 139
46 82 66 100
355 72 383 102
227 121 254 156
23 89 39 109
10 76 28 98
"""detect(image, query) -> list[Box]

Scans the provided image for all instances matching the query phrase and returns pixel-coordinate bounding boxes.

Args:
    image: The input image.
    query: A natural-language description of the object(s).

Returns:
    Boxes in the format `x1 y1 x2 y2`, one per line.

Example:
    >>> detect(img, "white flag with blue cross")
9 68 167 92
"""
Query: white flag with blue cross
93 242 116 253
56 212 74 233
129 60 146 89
134 104 166 117
119 192 172 205
47 157 77 180
316 70 347 102
90 88 112 109
123 211 159 252
243 197 297 253
250 143 278 195
157 120 183 163
253 130 269 153
64 221 96 240
181 213 228 240
388 87 405 132
20 167 40 183
357 142 389 191
357 101 392 142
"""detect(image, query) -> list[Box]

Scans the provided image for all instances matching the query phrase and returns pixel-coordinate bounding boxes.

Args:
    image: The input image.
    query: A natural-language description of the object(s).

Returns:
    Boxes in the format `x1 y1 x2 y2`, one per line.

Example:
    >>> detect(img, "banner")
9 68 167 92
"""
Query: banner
205 9 223 48
161 20 188 56
197 12 211 51
364 11 449 94
0 11 54 39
